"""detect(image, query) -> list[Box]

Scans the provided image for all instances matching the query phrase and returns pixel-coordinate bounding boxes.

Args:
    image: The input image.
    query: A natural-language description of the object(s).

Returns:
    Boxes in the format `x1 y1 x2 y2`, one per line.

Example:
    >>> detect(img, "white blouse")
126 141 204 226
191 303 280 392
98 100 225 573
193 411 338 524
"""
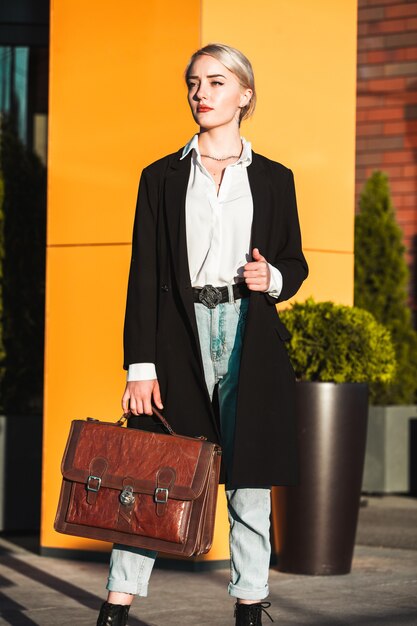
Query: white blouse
127 135 283 381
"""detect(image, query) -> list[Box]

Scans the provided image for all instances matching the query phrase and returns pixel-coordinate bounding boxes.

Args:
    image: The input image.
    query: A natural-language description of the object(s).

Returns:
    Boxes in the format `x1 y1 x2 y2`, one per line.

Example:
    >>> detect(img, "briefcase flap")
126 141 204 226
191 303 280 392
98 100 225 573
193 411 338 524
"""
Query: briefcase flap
61 420 216 502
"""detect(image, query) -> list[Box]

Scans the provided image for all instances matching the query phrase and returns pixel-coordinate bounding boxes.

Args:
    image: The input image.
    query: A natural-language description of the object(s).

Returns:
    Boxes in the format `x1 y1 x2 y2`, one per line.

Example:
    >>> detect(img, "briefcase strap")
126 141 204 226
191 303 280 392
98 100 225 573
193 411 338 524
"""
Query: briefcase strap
117 406 177 436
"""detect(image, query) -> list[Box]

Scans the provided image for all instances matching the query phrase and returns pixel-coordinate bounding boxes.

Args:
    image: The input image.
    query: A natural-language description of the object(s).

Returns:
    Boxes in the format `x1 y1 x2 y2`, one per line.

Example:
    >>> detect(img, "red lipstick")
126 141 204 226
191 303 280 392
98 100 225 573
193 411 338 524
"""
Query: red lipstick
197 105 213 112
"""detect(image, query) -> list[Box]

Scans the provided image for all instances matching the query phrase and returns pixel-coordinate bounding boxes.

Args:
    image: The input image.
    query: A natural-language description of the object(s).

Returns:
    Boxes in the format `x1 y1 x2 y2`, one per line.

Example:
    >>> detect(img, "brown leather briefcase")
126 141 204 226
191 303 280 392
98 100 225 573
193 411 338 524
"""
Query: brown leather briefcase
54 408 222 557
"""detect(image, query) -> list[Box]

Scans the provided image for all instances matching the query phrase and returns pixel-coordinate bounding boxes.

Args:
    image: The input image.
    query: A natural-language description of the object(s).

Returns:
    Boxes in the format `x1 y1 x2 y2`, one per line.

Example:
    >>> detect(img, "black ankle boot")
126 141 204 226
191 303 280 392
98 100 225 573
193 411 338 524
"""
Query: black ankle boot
234 602 273 625
97 602 130 626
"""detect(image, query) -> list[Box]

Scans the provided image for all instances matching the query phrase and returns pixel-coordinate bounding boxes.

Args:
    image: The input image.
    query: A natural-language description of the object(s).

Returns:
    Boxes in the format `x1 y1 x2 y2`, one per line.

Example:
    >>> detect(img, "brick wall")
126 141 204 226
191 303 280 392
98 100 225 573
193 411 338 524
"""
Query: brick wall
356 0 417 307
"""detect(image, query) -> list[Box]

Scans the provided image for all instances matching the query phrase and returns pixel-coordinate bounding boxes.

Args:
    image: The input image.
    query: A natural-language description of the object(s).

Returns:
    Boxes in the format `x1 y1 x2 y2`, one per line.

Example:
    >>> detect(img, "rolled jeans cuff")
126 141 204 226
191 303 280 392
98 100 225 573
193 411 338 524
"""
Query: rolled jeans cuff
106 578 149 597
228 582 269 600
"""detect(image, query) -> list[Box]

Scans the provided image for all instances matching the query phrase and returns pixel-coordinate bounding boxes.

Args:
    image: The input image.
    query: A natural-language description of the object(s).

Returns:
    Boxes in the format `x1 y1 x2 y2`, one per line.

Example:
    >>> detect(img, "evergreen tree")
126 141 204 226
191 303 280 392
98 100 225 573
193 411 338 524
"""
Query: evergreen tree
354 170 417 404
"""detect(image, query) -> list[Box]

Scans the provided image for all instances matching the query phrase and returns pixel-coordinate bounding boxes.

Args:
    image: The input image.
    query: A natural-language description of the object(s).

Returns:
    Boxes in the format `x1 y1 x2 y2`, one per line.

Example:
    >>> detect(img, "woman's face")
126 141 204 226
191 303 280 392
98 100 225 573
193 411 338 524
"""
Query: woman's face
186 55 252 131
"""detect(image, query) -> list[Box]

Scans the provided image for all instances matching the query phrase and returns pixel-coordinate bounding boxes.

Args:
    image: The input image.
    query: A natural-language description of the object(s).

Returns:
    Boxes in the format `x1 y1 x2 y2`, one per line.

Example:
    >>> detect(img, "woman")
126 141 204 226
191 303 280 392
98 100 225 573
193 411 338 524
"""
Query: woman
97 43 308 626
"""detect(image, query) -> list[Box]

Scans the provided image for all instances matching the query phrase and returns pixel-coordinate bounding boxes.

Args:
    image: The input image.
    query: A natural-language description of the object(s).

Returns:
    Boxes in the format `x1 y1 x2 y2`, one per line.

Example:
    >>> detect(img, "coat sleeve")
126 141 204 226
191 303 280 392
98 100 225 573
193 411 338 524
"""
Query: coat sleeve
264 168 309 305
265 165 308 304
123 169 158 369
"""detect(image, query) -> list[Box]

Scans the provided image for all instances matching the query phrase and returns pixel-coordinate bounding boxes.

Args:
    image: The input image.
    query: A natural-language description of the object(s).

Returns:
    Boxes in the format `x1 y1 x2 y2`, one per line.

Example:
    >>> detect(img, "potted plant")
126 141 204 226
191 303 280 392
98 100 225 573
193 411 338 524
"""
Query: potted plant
355 171 417 493
274 298 396 575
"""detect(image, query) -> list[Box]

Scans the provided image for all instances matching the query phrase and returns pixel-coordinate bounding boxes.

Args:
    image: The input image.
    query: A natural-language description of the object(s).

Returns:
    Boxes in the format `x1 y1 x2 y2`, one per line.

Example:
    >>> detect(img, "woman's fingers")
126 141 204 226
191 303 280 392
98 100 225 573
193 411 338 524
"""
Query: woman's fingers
245 277 268 291
121 387 131 413
142 395 153 416
152 380 164 410
244 263 267 276
121 379 158 416
129 397 139 416
244 259 271 291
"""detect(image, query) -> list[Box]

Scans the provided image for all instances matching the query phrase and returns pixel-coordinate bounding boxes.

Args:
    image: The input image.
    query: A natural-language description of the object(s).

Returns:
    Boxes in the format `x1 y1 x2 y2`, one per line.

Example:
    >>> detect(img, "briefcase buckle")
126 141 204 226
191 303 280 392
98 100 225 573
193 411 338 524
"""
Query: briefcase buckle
154 487 169 503
86 475 102 492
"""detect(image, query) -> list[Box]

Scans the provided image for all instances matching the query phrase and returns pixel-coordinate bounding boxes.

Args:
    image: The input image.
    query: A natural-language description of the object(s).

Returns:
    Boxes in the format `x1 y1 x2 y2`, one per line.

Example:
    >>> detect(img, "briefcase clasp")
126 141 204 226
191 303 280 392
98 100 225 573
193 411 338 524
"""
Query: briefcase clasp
120 485 135 506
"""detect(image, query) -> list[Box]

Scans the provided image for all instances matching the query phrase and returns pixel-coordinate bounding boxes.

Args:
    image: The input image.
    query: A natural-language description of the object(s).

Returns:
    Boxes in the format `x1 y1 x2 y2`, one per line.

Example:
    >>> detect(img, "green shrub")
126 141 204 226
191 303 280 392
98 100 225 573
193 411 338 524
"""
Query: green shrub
280 299 396 397
354 171 417 404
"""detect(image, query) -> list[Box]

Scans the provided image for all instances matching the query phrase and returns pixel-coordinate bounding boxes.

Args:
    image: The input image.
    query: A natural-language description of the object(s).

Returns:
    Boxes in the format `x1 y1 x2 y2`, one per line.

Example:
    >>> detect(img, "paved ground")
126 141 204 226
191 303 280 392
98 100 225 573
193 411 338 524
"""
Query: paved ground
0 496 416 626
356 495 417 551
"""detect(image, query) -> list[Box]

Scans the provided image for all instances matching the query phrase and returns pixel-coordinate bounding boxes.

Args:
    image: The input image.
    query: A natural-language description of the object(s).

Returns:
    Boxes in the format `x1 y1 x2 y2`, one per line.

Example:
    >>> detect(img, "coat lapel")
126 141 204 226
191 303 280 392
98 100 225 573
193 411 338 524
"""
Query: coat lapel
247 152 270 255
164 151 193 290
164 151 201 349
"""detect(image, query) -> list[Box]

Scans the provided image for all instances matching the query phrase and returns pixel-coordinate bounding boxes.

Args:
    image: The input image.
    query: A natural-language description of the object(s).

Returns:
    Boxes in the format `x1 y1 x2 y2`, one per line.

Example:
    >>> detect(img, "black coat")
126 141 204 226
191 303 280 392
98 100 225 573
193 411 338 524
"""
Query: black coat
123 148 308 487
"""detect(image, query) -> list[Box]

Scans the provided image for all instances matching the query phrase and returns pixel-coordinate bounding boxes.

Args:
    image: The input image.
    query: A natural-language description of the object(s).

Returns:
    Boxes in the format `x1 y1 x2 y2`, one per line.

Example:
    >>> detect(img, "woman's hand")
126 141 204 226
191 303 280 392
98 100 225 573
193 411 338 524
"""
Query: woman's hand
122 379 163 416
243 248 271 292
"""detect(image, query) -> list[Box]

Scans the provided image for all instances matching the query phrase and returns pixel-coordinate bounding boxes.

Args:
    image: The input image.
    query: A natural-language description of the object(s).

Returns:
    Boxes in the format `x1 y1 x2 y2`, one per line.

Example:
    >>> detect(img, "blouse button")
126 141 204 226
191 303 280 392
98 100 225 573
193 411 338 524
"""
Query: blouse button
161 284 169 292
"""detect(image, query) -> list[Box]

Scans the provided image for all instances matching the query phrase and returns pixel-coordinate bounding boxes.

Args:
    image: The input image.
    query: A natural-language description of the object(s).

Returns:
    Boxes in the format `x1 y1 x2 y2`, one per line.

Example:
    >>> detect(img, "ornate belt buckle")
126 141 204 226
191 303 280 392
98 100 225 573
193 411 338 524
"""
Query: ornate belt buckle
199 284 222 309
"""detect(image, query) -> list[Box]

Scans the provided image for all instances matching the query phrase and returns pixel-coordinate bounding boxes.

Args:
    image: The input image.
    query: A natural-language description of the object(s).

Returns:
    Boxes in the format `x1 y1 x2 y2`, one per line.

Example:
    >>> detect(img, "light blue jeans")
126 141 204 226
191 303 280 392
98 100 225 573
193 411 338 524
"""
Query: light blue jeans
107 291 271 600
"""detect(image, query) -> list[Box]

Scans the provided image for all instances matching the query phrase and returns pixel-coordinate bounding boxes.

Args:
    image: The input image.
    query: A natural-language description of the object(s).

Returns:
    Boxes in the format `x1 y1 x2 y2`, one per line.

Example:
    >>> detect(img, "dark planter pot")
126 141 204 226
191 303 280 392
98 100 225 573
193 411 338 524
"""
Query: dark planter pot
275 381 369 575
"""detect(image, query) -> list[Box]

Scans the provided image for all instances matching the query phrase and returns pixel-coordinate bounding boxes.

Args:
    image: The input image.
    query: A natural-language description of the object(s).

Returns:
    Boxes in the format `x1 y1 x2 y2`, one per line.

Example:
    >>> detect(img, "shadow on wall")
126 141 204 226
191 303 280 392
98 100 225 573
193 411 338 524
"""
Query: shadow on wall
0 114 46 532
0 113 46 415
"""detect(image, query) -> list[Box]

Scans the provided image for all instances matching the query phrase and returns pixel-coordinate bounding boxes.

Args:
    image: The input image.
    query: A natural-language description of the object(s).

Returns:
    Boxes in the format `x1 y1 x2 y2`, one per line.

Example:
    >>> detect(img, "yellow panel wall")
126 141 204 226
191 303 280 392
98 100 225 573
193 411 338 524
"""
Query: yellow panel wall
48 1 198 246
42 0 358 559
42 0 201 553
203 0 358 305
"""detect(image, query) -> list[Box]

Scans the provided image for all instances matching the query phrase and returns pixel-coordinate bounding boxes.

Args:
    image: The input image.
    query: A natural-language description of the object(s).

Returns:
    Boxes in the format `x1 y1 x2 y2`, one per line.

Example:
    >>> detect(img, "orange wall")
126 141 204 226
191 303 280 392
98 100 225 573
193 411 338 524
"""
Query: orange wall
203 0 358 306
42 0 358 558
42 0 201 553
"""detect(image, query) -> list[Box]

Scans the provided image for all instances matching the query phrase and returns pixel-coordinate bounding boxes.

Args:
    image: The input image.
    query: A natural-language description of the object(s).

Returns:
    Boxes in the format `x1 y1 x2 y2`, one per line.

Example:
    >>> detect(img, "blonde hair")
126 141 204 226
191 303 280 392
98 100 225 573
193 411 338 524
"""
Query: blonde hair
185 43 256 123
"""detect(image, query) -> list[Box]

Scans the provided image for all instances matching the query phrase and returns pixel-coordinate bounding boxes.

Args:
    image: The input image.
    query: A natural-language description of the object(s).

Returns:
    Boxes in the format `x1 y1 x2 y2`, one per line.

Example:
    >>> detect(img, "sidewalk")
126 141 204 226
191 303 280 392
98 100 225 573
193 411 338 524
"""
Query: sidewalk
0 497 416 626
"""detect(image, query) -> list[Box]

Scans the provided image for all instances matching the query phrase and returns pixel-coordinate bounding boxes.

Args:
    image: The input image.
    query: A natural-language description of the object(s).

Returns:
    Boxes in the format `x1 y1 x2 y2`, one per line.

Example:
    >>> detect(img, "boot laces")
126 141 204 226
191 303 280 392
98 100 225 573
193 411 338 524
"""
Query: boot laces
259 602 273 622
234 601 274 623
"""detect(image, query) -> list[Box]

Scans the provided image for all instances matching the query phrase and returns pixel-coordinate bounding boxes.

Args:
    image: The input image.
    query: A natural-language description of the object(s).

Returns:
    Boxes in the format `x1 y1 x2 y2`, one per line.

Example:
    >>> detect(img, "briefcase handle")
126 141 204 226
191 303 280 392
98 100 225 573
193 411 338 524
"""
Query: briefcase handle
117 405 177 436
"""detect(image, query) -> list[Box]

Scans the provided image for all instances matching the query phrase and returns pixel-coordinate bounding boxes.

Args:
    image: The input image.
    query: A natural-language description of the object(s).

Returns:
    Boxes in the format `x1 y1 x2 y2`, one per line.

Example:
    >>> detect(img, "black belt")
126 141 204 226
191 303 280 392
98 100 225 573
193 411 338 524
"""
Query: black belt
193 283 250 309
